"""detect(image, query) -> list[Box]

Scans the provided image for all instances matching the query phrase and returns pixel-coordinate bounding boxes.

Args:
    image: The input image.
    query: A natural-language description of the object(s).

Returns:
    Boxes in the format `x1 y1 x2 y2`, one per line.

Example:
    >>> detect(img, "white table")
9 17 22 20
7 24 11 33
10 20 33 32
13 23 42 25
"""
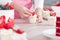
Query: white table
15 19 55 40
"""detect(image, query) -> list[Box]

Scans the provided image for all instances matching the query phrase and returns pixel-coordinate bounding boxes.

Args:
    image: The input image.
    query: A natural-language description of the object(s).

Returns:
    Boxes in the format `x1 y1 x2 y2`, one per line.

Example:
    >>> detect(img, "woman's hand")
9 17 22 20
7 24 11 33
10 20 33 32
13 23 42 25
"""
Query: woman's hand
11 2 32 19
18 7 32 19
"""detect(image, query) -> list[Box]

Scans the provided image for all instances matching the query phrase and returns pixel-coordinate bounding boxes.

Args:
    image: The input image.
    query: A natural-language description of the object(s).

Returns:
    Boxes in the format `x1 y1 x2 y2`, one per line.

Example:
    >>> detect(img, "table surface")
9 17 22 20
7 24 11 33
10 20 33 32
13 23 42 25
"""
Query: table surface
15 19 55 40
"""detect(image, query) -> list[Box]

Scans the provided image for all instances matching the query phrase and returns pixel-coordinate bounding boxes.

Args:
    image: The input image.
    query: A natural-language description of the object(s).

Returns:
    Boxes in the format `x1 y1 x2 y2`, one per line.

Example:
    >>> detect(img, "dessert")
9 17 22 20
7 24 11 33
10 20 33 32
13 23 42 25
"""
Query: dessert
44 8 56 25
51 5 60 36
50 11 56 16
56 17 60 36
0 29 27 40
29 12 37 23
0 0 28 40
29 8 43 23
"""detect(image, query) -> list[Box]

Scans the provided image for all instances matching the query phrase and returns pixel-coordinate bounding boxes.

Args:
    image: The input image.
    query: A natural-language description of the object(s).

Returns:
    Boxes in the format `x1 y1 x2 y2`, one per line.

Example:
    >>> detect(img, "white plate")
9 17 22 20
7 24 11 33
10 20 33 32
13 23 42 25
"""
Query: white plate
42 29 60 40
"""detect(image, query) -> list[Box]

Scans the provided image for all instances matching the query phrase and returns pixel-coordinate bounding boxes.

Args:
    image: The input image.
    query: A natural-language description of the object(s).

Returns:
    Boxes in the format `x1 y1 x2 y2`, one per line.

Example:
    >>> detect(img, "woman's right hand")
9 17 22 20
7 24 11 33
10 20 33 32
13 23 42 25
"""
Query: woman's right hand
18 7 32 19
11 2 32 19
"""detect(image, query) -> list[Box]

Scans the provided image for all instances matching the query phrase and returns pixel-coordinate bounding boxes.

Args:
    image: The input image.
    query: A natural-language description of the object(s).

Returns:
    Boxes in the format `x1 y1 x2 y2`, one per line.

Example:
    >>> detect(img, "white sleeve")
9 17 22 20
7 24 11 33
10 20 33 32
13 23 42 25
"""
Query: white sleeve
34 0 44 9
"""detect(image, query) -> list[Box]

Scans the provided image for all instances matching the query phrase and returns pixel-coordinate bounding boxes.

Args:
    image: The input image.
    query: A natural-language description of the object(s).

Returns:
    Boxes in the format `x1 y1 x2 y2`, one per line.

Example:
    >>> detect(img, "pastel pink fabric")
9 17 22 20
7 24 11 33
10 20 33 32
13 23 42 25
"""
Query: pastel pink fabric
12 0 32 19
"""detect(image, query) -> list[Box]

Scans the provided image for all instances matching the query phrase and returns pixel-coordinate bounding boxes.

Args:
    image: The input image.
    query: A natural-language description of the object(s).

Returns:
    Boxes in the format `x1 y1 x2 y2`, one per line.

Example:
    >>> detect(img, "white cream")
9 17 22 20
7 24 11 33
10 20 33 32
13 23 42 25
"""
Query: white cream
0 29 13 40
43 11 50 19
11 33 22 40
29 14 37 23
0 10 14 23
48 16 56 25
0 29 28 40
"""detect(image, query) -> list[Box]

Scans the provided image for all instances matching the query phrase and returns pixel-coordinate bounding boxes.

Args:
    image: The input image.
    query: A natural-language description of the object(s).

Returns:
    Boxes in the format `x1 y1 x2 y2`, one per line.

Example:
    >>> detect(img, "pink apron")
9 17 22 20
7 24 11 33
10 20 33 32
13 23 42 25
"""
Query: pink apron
12 0 32 19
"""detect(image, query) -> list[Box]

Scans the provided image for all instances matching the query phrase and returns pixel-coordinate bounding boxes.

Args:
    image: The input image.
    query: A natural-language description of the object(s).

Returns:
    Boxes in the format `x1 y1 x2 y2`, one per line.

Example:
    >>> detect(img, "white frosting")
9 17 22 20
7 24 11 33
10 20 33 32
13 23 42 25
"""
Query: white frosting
0 29 13 35
48 16 56 25
0 10 14 23
29 14 37 23
0 29 27 40
11 33 22 40
0 29 13 40
43 11 50 19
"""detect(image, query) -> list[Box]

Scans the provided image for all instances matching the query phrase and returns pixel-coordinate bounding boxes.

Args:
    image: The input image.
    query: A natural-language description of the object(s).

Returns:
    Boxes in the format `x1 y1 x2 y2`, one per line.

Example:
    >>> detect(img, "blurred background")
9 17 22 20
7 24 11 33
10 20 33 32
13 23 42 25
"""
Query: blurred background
44 0 60 7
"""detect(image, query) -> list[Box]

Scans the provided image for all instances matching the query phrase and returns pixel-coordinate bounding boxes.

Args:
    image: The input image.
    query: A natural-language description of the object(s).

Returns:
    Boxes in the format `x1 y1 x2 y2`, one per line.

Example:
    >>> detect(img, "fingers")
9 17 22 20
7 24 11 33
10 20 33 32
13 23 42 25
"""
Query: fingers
26 8 32 13
20 13 30 19
19 7 32 19
24 9 32 16
23 14 29 18
24 10 31 16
